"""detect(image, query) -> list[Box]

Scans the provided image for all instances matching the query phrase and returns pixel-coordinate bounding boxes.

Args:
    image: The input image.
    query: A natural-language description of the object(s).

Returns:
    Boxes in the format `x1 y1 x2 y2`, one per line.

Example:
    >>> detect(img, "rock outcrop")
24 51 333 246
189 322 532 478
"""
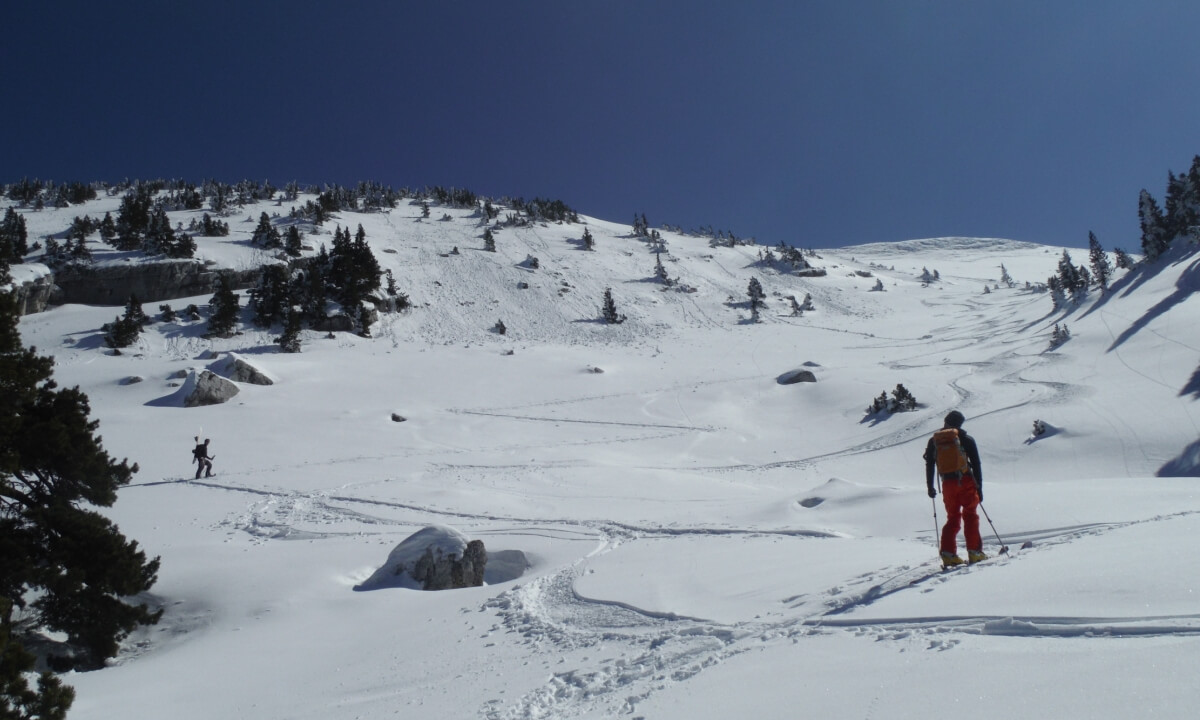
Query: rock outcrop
354 526 488 591
183 370 240 407
214 353 274 386
52 261 262 307
777 369 817 385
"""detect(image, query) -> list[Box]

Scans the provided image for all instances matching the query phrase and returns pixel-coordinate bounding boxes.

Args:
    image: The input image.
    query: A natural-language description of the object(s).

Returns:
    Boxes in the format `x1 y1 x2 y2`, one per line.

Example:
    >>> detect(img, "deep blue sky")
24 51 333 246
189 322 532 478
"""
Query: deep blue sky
4 1 1199 249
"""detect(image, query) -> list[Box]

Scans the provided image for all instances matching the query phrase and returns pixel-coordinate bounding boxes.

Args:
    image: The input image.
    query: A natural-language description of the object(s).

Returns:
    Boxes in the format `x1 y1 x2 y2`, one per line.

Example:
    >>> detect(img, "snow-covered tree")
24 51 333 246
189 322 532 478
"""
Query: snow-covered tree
1087 232 1112 291
1138 189 1170 261
601 288 625 324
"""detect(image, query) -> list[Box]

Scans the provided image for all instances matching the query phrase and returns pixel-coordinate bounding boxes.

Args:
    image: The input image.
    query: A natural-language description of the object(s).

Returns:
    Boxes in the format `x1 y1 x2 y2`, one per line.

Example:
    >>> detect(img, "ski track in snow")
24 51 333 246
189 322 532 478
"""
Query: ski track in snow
134 468 1200 718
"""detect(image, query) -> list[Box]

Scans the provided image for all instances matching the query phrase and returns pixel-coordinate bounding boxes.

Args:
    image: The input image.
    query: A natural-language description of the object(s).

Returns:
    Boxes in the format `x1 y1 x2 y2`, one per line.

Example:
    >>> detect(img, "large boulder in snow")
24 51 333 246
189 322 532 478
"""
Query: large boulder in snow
213 353 274 386
777 368 817 385
183 369 240 407
354 525 487 591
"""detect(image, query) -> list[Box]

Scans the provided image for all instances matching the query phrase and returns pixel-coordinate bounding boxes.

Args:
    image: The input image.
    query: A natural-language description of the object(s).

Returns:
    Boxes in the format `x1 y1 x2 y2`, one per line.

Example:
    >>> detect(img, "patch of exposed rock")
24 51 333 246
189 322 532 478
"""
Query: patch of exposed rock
354 526 488 591
183 369 240 407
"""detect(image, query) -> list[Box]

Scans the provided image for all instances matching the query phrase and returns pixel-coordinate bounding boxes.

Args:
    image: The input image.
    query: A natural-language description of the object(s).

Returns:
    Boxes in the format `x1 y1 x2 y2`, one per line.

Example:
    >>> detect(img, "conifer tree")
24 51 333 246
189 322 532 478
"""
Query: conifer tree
206 275 240 338
654 252 671 284
999 264 1014 288
327 225 381 310
1 207 29 262
582 227 594 250
251 212 282 248
747 277 766 314
601 288 625 324
277 307 302 353
1 290 160 714
1113 247 1134 270
284 225 303 257
98 211 116 244
483 227 496 252
249 265 290 328
889 384 918 412
1086 232 1112 291
1138 189 1170 261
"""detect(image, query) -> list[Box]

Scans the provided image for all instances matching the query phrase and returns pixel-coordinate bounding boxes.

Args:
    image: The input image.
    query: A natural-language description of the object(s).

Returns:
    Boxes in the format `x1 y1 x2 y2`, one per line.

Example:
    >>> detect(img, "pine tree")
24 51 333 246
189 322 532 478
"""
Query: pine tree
1 291 160 710
747 277 766 314
582 228 594 250
98 212 116 244
206 275 240 338
1087 232 1112 291
483 227 496 252
1047 275 1066 310
654 252 671 284
284 225 303 257
1138 189 1170 261
327 225 381 310
249 265 290 328
601 288 625 324
999 264 1014 288
1 207 29 262
1113 247 1134 270
277 307 302 353
251 212 281 248
889 384 918 412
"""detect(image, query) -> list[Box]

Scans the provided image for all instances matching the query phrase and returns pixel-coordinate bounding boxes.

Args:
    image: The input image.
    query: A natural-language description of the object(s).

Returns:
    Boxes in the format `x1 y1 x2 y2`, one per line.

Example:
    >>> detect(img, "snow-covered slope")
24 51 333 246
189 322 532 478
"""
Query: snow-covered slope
8 193 1200 719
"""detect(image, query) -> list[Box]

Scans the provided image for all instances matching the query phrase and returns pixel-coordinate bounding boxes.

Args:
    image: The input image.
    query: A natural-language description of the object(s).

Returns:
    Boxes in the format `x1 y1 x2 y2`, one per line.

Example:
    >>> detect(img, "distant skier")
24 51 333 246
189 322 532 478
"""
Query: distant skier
924 411 985 566
192 437 214 479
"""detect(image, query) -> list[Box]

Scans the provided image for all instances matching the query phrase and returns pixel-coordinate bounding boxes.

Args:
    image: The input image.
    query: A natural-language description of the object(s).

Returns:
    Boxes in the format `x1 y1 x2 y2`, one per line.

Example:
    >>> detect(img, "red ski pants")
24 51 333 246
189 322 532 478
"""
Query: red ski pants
940 476 982 555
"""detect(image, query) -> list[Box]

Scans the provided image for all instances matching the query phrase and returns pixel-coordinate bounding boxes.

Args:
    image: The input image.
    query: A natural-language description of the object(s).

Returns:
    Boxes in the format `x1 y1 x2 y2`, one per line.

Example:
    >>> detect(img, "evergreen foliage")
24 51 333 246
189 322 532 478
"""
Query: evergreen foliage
326 225 381 310
1087 232 1113 291
581 228 594 251
251 212 282 248
654 252 671 284
1114 247 1134 270
999 263 1014 287
277 307 302 353
284 225 303 257
1049 322 1071 349
865 384 919 414
249 265 291 328
196 213 230 237
206 275 241 338
483 227 496 252
1 290 160 715
1 208 29 263
890 384 918 412
601 288 626 324
102 295 147 350
1138 189 1170 261
747 277 766 315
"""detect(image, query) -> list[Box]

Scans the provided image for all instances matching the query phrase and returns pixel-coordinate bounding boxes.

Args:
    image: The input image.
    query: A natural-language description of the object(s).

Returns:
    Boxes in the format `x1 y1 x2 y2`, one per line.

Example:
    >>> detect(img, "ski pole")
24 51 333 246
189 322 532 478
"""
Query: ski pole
931 496 940 566
980 503 1009 555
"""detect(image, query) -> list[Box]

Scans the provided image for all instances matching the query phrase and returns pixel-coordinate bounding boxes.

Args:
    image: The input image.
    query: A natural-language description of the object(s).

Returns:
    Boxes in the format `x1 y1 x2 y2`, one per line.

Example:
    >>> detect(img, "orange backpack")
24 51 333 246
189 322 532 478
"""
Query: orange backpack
932 428 970 477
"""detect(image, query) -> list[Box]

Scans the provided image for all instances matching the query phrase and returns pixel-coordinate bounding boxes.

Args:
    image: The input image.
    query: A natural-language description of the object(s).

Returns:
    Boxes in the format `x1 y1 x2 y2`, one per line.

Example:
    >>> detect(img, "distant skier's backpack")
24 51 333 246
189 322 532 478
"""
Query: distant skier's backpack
932 428 970 478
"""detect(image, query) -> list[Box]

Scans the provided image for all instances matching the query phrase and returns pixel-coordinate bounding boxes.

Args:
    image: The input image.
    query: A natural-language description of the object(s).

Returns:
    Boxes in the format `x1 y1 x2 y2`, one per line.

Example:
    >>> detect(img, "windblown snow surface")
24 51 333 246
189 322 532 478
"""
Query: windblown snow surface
9 195 1200 719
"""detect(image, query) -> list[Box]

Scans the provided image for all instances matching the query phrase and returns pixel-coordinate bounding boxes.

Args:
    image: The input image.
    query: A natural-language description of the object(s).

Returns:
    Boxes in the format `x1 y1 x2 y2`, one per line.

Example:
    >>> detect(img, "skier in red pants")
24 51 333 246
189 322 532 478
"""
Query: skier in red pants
924 411 985 566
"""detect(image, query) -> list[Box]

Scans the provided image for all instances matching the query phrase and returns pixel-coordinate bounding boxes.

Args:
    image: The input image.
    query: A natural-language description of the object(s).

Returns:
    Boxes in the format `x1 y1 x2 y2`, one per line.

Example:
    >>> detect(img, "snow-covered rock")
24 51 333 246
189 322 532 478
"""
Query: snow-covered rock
183 369 240 407
355 525 487 591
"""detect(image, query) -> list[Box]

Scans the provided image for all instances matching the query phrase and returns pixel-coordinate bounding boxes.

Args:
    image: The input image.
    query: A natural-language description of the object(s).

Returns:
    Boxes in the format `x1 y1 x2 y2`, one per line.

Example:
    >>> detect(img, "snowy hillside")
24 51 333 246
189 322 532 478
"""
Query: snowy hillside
7 191 1200 720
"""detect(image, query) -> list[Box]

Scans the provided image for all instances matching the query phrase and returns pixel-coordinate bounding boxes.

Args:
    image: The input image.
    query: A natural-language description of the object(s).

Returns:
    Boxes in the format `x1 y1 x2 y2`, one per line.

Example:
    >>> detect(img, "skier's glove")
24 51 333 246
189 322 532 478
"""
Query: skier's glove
927 485 936 499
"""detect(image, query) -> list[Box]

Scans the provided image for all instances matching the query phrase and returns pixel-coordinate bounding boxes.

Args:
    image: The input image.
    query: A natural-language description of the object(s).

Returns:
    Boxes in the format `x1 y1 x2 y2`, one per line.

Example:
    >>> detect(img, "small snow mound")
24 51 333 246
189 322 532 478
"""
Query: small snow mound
982 617 1040 636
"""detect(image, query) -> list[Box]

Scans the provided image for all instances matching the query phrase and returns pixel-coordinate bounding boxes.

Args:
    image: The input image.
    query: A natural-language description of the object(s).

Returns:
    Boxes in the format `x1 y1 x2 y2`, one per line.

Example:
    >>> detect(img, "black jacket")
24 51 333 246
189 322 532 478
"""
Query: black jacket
923 428 982 490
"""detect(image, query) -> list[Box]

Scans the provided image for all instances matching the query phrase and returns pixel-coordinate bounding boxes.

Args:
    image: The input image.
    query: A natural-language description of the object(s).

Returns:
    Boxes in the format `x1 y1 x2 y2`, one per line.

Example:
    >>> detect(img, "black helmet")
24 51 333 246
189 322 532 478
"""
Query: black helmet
944 410 965 428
